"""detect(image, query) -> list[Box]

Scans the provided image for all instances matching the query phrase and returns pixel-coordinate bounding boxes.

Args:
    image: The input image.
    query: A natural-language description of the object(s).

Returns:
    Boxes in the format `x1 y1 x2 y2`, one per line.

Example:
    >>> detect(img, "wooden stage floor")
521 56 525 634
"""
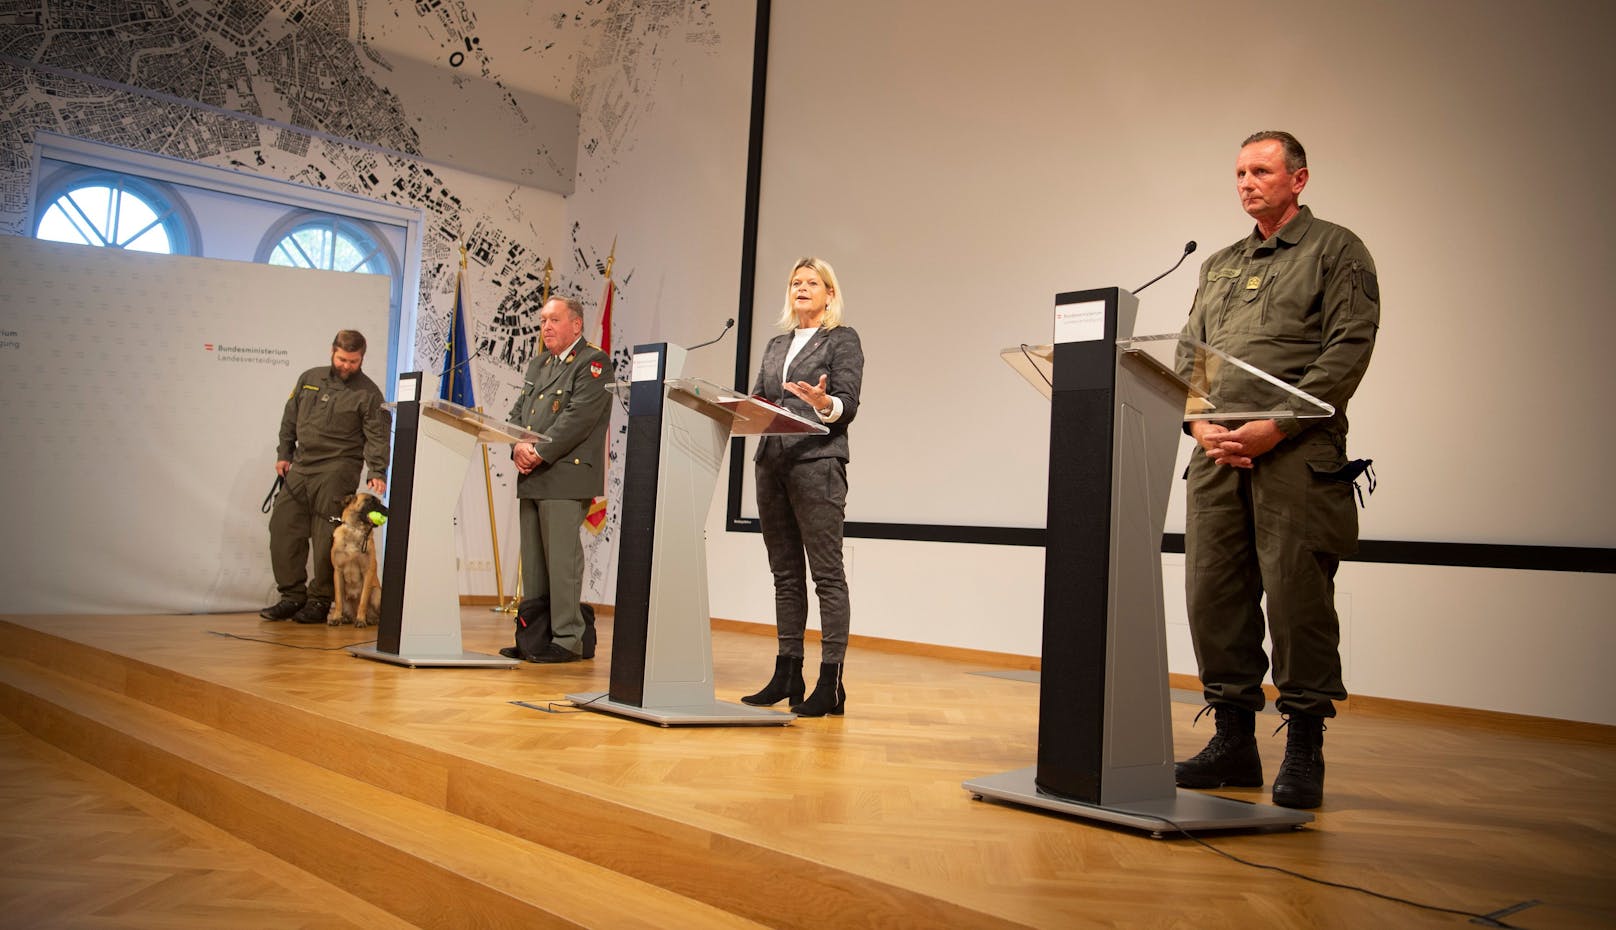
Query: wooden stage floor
1 609 1612 929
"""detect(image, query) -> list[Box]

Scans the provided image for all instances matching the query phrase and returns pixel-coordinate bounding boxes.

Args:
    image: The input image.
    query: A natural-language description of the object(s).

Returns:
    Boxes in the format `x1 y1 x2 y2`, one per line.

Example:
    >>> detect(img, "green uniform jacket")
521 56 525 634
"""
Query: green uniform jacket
278 365 391 481
508 340 612 501
1180 205 1380 440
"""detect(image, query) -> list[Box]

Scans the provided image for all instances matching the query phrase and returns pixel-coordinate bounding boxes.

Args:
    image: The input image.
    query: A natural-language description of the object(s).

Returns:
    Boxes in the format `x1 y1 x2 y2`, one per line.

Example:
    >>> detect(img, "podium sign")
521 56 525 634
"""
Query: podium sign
351 380 547 669
964 288 1315 835
567 345 827 726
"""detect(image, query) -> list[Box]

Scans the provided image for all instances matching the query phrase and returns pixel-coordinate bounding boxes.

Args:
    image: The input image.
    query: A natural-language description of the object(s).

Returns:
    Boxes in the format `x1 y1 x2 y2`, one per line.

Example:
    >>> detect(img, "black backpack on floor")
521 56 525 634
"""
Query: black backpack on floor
512 595 597 659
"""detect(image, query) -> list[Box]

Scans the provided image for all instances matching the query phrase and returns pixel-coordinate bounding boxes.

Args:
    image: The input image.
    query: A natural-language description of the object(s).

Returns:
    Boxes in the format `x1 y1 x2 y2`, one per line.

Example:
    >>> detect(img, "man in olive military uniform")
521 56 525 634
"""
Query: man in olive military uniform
1174 131 1379 809
508 297 611 663
260 330 391 623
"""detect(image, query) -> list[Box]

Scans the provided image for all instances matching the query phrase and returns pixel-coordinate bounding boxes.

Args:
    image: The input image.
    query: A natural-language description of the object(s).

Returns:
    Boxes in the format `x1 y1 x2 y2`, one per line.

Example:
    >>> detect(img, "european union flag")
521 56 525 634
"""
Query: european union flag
440 269 475 408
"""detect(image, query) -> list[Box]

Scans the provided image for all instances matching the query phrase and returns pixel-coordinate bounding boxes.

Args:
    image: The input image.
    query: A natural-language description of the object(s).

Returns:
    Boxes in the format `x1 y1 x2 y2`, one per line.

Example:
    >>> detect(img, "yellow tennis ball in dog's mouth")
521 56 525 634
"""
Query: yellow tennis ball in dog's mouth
368 511 387 526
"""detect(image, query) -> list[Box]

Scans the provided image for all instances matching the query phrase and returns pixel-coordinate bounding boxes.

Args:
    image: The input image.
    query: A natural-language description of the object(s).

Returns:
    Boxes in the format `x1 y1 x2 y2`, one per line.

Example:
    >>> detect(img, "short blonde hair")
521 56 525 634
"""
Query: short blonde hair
776 257 845 331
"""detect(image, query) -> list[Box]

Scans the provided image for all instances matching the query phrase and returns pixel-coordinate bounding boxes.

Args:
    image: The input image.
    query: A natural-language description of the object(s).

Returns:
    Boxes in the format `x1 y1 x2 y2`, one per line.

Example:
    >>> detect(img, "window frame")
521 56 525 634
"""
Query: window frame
33 166 201 255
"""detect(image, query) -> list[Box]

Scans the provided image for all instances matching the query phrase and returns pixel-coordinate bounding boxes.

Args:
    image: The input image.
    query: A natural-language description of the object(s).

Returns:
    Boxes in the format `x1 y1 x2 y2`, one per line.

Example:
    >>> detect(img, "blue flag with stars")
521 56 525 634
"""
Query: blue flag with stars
440 267 475 408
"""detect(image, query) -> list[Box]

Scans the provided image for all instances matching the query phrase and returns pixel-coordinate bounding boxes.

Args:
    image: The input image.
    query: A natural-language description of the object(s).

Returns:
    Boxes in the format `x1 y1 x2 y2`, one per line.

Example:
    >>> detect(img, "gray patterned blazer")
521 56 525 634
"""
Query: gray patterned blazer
751 325 864 464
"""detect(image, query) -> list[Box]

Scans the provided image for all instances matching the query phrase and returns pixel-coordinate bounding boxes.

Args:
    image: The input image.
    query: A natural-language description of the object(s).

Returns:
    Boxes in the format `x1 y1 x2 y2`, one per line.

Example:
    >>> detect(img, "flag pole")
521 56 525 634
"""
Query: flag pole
448 244 507 613
583 238 615 537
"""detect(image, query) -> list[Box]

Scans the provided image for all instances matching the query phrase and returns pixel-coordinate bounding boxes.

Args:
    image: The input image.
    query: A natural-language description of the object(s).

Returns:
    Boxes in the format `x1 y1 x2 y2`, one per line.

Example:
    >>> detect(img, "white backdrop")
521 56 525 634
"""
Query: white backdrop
690 0 1616 725
742 0 1616 548
0 234 391 614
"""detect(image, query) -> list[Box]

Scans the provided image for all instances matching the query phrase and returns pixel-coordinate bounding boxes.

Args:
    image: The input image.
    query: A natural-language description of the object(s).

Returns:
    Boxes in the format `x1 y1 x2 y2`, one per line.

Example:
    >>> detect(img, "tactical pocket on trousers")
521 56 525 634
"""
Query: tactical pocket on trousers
1305 456 1359 555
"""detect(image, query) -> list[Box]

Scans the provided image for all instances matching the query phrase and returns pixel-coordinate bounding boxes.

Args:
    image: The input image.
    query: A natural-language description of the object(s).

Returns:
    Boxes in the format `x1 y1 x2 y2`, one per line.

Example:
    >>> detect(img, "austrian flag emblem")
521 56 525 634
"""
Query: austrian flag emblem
590 360 604 378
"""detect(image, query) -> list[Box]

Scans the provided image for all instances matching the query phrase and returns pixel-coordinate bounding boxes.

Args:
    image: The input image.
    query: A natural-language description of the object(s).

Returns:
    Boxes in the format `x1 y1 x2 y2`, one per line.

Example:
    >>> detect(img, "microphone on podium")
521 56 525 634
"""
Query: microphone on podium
1134 240 1197 294
437 345 485 382
687 317 736 351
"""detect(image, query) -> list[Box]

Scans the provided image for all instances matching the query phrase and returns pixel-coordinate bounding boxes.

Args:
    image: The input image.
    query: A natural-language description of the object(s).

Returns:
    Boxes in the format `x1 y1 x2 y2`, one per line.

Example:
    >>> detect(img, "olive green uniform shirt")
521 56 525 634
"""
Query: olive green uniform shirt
1181 205 1379 440
277 366 391 481
508 340 612 501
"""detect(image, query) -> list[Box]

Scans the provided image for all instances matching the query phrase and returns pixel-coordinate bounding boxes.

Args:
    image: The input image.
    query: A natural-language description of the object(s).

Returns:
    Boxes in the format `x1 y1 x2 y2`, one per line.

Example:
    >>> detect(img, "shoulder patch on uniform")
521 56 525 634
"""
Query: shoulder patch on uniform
1359 268 1380 302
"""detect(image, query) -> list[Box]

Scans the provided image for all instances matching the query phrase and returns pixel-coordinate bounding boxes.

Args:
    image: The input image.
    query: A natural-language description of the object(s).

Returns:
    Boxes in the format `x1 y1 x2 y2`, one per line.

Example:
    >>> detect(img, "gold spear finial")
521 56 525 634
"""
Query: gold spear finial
604 236 616 280
541 258 553 303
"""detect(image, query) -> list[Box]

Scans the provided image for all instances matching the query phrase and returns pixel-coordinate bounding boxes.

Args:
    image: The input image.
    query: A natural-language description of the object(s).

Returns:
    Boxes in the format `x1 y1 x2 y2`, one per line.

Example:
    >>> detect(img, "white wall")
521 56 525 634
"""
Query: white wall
10 1 1609 724
561 0 759 603
643 0 1616 727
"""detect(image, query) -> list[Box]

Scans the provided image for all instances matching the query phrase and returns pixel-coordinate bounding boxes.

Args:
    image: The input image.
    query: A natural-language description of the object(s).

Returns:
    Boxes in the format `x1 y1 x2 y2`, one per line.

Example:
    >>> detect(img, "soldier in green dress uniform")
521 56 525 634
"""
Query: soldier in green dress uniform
507 297 611 663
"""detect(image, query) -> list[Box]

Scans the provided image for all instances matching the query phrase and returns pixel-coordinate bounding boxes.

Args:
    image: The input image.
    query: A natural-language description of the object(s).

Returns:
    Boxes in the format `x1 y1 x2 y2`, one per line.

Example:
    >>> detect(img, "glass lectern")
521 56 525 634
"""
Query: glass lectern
567 346 829 726
964 286 1324 835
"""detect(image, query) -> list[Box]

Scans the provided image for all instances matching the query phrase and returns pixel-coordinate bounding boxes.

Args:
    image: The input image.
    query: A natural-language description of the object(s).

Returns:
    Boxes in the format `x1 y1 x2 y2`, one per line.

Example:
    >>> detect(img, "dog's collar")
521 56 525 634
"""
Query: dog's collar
330 515 377 553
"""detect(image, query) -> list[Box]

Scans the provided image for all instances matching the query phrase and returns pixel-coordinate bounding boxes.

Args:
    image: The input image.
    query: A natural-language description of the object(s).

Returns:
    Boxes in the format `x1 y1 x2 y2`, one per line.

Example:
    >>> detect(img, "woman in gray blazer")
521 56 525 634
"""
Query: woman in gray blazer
741 257 865 717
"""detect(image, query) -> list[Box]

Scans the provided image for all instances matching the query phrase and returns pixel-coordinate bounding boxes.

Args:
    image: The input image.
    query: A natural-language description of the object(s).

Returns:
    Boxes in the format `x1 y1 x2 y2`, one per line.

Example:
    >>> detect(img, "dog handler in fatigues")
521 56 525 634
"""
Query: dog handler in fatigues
1174 131 1379 809
260 329 391 624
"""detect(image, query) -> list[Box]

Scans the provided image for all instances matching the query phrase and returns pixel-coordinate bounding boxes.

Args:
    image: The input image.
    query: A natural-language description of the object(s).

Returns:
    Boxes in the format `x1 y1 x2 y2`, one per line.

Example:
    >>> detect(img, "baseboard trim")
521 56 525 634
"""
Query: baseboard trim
448 605 1609 736
710 617 1040 671
709 617 1612 739
458 595 511 607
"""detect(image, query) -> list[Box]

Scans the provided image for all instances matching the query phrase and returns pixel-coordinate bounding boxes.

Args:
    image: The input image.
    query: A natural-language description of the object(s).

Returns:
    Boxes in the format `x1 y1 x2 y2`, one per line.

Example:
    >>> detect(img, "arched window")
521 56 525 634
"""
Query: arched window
34 171 196 254
260 213 395 276
256 211 403 327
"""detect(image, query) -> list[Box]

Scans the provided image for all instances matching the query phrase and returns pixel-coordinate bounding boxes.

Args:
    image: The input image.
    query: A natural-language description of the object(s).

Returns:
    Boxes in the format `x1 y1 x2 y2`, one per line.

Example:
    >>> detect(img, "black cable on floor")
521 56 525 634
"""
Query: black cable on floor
1141 812 1530 929
206 630 377 651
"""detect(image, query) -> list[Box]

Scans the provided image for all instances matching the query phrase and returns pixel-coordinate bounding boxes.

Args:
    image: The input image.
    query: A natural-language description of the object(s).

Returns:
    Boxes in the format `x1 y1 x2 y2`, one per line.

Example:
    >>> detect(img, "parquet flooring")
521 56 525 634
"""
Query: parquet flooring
1 608 1613 929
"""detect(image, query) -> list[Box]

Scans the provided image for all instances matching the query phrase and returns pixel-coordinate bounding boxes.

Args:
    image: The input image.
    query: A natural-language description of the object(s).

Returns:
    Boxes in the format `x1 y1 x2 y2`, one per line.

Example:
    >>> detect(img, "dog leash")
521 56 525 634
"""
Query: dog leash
261 475 284 514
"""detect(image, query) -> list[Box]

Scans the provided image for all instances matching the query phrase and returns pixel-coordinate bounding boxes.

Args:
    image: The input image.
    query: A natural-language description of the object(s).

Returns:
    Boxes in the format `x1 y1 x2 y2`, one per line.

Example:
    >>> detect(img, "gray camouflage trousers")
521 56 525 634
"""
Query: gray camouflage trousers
755 453 850 663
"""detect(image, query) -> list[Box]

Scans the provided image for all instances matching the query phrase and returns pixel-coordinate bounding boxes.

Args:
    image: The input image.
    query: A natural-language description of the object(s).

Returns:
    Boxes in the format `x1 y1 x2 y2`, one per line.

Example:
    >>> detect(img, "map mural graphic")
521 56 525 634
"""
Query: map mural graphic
0 0 725 601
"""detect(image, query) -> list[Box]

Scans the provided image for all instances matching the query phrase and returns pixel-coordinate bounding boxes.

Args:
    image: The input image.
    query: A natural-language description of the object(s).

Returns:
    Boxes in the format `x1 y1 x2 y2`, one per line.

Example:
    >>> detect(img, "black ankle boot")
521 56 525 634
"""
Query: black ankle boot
790 662 845 717
1175 704 1263 788
741 655 805 707
1271 713 1326 809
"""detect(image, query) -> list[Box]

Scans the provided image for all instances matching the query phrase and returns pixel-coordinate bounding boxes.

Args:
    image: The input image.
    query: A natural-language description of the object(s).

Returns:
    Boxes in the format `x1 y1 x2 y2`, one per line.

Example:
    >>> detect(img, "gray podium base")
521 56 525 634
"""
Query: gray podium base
348 645 519 669
566 692 796 727
963 766 1312 838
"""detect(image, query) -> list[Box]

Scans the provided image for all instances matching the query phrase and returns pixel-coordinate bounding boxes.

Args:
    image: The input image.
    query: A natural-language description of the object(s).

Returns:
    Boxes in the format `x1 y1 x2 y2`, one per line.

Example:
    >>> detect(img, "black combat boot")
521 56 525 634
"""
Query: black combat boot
259 598 304 621
1175 704 1263 788
1271 713 1327 809
789 662 845 717
741 655 805 707
292 598 332 624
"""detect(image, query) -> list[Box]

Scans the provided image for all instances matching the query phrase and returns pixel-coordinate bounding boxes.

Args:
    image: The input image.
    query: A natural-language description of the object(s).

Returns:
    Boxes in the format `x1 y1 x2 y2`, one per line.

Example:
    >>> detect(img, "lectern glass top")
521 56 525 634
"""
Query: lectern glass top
666 378 829 436
1000 336 1333 422
1120 334 1333 421
385 397 551 444
999 344 1055 400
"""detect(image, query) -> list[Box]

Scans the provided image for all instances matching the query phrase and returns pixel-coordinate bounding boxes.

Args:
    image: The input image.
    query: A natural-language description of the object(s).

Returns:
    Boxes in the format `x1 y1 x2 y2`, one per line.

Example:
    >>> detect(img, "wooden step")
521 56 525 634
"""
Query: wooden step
0 655 764 930
0 617 1025 930
0 713 422 930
